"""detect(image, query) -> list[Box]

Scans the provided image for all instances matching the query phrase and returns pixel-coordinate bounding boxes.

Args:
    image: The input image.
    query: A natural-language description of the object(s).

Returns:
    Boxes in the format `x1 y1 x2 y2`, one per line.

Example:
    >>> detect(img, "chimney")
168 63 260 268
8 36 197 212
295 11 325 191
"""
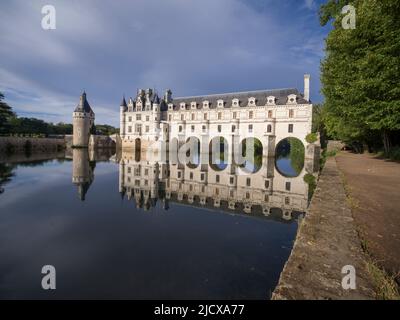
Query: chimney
304 74 310 102
164 89 172 103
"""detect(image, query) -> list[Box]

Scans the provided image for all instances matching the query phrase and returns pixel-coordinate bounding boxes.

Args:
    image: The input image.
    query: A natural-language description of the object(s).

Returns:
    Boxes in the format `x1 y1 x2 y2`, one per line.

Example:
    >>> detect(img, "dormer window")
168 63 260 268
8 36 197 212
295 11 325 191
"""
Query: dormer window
248 97 256 106
191 102 197 109
180 102 186 110
217 99 224 108
287 94 297 105
267 96 276 105
203 100 209 109
168 103 173 111
232 98 239 107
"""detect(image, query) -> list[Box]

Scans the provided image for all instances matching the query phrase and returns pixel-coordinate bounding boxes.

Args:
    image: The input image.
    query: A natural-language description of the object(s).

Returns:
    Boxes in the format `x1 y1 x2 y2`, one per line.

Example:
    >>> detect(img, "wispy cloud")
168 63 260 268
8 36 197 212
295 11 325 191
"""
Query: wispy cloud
0 0 327 125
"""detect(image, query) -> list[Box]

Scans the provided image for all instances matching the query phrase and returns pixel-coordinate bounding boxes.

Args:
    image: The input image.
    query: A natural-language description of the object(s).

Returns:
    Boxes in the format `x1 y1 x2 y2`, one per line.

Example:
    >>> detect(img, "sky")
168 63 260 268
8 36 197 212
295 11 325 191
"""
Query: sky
0 0 329 126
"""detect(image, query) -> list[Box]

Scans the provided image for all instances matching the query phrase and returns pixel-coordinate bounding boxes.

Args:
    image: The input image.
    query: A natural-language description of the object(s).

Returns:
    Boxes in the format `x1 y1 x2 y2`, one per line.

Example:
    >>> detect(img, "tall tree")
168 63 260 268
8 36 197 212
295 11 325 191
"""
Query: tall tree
320 0 400 153
0 92 15 134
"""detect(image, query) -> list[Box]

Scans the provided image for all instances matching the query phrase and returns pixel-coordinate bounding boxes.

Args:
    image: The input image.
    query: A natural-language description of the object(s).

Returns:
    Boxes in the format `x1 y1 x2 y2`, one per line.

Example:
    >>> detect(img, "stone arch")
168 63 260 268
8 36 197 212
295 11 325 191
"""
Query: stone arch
275 137 305 177
237 137 263 174
209 136 228 171
186 136 201 169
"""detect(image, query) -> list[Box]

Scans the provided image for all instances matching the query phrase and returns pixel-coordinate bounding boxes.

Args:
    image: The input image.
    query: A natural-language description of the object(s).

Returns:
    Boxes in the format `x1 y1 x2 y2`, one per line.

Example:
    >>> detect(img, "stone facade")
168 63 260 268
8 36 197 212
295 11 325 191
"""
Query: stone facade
119 75 313 156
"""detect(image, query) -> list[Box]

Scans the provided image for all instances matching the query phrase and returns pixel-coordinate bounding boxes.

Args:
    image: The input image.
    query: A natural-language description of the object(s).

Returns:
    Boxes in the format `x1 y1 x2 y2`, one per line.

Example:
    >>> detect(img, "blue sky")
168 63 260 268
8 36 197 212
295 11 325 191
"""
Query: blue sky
0 0 328 126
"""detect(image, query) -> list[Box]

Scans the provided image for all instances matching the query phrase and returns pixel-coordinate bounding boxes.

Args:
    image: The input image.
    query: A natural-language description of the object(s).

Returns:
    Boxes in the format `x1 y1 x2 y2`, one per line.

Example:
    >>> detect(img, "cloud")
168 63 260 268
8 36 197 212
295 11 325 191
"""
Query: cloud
0 0 326 126
304 0 315 10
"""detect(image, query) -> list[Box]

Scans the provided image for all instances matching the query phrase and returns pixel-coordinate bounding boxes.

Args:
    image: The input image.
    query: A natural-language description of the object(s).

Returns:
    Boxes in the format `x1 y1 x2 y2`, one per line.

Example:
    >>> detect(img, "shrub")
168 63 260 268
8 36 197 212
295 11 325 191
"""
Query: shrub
306 133 318 144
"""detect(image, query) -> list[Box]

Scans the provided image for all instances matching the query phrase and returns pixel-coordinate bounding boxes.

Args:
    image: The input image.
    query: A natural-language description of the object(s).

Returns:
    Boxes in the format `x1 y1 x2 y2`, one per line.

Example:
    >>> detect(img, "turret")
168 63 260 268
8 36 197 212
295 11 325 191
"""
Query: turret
72 91 95 148
120 95 127 138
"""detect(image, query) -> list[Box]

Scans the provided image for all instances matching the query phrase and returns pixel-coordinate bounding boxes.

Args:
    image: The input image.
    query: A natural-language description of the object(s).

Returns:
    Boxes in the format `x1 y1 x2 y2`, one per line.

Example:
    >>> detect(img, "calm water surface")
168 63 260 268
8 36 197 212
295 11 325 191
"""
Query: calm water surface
0 150 307 299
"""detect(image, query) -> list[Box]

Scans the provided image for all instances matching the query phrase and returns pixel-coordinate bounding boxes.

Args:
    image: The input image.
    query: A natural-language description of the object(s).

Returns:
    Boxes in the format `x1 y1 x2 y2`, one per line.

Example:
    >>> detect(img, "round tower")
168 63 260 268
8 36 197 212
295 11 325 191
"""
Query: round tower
119 95 127 139
73 91 95 147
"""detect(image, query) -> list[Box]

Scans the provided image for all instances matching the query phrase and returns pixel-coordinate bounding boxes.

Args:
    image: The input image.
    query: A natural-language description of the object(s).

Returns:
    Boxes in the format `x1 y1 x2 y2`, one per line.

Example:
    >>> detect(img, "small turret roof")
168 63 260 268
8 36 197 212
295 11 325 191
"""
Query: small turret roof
120 95 127 107
74 91 94 113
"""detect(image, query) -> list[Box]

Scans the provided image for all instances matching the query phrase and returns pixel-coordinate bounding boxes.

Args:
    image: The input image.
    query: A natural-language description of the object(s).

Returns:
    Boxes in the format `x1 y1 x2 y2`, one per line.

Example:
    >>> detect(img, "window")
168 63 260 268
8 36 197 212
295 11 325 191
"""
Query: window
289 109 294 118
248 124 253 133
288 124 293 133
218 112 222 120
232 112 237 119
146 115 150 121
204 113 208 120
218 125 222 133
145 126 149 132
246 192 250 199
265 180 270 188
267 124 272 133
264 194 269 202
190 172 193 180
201 173 205 181
231 125 235 133
268 110 272 118
246 178 251 187
249 111 253 119
202 125 206 133
179 126 183 132
178 171 181 178
127 167 131 174
128 126 132 133
181 114 184 121
285 182 291 191
191 125 195 132
216 188 219 196
128 116 132 122
168 114 172 121
189 185 193 191
136 114 141 121
216 175 220 183
230 177 234 184
285 197 290 205
145 169 149 175
201 186 205 193
136 124 142 133
230 190 234 197
191 113 195 120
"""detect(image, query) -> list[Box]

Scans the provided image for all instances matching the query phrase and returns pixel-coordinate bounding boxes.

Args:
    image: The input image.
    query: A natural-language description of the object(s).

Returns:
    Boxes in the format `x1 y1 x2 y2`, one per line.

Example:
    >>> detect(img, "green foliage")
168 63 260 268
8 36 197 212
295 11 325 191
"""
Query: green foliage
306 132 318 144
304 173 316 185
95 124 119 135
288 138 305 175
320 0 400 152
0 92 15 134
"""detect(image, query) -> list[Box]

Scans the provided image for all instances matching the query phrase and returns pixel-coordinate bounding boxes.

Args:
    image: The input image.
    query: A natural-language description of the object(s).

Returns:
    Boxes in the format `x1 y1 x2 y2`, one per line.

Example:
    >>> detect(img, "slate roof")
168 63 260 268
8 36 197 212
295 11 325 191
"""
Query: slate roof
74 92 94 113
170 88 308 109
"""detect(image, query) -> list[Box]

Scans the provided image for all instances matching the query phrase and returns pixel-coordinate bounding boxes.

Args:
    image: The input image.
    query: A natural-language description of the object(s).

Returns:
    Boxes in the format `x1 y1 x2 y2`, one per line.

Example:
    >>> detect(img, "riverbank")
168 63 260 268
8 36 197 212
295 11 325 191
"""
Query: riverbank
336 152 400 296
0 136 65 154
272 157 376 299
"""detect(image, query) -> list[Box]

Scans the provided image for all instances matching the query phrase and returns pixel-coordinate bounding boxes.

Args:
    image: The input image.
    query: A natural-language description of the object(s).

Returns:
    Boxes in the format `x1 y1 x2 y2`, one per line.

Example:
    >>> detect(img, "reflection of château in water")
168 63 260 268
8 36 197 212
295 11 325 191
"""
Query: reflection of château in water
70 148 115 201
117 150 311 222
72 149 95 201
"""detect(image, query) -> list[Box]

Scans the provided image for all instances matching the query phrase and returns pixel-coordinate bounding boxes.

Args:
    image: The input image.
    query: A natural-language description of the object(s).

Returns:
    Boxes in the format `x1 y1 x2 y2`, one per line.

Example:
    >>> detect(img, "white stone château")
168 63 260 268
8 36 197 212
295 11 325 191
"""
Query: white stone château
119 74 313 155
73 91 95 148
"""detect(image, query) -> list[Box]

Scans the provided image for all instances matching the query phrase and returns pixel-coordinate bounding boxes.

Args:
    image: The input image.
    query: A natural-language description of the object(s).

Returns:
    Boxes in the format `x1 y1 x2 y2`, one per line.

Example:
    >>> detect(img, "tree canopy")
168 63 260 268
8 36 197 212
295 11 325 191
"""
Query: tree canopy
320 0 400 152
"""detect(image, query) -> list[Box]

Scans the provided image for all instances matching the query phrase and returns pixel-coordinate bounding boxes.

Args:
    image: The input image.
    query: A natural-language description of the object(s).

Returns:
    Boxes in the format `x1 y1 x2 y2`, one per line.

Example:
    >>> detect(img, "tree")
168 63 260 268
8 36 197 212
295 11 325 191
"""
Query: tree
0 92 15 134
320 0 400 153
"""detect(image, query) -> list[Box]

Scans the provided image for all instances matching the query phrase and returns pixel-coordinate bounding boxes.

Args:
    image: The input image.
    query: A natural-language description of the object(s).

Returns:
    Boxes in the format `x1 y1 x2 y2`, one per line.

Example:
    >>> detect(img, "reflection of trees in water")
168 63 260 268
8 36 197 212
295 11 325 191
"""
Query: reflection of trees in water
276 138 305 176
0 163 15 193
240 138 263 173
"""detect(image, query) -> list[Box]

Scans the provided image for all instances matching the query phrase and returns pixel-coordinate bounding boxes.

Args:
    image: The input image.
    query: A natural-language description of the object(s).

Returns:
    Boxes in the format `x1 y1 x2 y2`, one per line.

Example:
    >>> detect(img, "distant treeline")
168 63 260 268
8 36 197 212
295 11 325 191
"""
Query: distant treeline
0 92 118 136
